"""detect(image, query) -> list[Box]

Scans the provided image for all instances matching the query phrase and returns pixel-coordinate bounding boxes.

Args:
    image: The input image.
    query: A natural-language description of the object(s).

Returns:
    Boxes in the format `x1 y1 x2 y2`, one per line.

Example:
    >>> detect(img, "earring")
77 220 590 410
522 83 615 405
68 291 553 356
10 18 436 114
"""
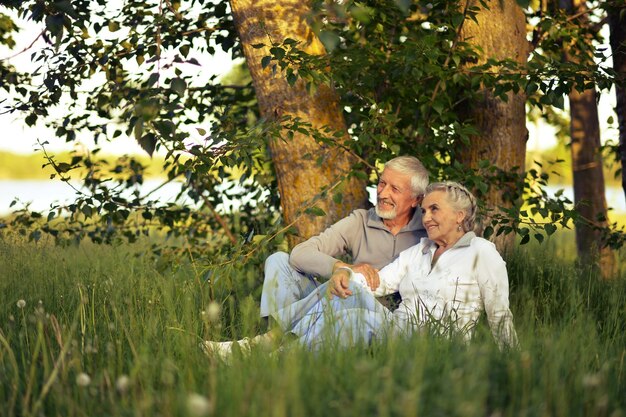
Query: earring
457 224 462 231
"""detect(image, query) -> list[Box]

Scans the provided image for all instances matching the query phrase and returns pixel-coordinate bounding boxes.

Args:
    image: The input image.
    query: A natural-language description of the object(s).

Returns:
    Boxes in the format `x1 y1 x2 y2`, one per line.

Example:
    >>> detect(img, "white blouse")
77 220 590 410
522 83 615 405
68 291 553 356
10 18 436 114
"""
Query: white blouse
352 232 518 349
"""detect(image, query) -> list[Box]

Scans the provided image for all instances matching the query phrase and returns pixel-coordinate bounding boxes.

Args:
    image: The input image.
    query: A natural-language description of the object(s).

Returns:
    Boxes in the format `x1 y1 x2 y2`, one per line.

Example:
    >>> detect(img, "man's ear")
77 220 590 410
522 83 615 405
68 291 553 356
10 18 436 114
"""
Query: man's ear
413 195 423 208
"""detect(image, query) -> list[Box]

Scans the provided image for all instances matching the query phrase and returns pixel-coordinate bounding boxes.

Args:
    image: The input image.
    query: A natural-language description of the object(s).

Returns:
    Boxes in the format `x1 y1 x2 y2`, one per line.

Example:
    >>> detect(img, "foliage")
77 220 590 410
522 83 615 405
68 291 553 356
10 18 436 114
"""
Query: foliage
0 0 624 261
0 233 624 416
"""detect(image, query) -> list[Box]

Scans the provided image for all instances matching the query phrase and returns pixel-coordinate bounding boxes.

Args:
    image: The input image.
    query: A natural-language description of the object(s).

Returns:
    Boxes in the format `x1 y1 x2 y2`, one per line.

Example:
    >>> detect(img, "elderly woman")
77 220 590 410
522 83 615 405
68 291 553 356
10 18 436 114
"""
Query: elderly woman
204 181 518 357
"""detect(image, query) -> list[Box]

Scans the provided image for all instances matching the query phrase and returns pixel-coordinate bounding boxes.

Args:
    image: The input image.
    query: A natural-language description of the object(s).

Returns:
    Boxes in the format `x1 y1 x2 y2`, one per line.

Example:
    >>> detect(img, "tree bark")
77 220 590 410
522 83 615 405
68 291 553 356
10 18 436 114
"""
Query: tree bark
608 3 626 200
229 0 368 246
459 0 530 253
562 0 616 278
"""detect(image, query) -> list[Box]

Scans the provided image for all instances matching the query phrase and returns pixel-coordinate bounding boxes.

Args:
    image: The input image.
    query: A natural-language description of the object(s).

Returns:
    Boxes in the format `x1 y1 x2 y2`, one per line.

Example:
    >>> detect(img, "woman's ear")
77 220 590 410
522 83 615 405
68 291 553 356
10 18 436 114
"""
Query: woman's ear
456 210 466 225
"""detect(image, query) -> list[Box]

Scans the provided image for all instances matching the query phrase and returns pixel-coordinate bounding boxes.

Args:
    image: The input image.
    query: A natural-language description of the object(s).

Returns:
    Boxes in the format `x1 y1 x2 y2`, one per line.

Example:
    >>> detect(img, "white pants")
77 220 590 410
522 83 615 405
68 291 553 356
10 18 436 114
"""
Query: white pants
259 252 320 318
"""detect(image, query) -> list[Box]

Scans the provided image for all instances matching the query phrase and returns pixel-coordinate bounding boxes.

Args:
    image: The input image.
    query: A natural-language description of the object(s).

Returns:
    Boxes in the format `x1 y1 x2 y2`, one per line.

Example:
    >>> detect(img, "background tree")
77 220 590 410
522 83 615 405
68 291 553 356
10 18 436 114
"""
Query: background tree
457 0 531 251
229 0 368 245
557 0 616 276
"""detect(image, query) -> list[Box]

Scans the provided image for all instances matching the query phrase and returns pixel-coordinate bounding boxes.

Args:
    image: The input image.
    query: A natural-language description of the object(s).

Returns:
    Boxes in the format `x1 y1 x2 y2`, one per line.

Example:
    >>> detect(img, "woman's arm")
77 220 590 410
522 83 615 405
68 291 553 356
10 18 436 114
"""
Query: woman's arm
329 243 422 298
475 242 520 350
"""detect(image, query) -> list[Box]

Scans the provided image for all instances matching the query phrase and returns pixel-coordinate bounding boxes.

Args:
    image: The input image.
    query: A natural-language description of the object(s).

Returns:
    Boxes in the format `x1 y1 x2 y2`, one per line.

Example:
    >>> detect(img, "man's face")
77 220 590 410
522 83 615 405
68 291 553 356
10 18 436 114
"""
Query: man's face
375 167 419 220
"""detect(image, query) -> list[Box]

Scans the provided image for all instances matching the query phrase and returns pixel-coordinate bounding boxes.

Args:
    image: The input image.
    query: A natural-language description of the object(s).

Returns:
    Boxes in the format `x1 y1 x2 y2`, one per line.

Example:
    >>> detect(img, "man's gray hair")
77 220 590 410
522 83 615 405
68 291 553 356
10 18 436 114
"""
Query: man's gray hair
425 181 477 232
383 156 429 197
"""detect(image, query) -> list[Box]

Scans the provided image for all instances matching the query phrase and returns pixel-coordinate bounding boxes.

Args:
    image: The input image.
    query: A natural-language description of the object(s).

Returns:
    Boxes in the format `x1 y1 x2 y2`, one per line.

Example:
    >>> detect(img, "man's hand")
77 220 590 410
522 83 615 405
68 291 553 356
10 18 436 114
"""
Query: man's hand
328 269 352 299
333 261 380 292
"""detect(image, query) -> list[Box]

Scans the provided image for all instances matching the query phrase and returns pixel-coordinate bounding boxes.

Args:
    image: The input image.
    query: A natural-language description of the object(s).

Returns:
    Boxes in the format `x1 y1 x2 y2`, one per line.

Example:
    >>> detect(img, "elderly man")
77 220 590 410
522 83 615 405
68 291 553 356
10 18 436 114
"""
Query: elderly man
260 155 429 317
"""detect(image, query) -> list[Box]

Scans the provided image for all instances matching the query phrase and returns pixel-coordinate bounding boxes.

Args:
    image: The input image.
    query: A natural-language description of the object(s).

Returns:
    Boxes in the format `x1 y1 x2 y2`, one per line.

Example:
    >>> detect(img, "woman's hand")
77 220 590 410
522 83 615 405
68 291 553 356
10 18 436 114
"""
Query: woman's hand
350 263 380 291
333 261 380 292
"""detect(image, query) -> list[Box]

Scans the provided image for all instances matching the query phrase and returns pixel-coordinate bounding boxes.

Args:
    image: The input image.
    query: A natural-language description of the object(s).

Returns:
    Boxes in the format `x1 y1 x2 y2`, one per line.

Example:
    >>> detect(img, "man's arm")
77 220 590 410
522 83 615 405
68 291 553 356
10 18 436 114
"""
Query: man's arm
289 210 365 278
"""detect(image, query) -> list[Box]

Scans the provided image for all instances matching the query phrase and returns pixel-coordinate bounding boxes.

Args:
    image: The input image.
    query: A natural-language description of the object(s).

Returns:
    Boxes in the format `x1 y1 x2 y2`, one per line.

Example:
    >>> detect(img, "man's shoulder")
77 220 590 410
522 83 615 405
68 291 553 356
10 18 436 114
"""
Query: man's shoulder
330 207 385 233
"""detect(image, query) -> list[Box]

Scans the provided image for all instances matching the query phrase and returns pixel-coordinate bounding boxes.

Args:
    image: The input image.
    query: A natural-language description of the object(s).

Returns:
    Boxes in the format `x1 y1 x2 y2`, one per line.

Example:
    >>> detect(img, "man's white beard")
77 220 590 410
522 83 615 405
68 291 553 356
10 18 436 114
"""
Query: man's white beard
375 203 396 220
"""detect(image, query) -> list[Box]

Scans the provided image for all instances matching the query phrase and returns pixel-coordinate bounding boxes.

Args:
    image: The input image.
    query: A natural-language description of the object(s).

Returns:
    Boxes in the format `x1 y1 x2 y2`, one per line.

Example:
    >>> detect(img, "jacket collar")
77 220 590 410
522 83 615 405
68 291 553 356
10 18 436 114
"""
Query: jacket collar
421 231 476 254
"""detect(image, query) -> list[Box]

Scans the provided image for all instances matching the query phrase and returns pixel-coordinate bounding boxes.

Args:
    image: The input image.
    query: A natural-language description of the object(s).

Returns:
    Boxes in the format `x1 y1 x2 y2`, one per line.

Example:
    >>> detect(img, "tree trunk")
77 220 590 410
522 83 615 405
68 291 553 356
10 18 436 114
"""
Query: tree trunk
229 0 368 246
608 3 626 200
459 0 530 253
562 0 616 278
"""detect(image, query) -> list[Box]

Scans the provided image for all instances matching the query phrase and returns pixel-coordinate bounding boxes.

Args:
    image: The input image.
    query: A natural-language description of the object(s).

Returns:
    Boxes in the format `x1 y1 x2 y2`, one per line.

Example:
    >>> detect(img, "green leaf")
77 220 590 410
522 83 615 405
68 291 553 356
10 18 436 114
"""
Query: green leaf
25 113 37 126
350 5 373 23
261 56 271 69
171 77 187 96
393 0 411 13
55 162 72 173
45 14 64 37
432 101 444 115
553 94 565 110
520 234 530 245
108 21 120 32
544 223 557 235
305 207 326 217
287 71 298 86
148 73 160 86
138 133 157 157
81 205 93 218
270 47 285 60
53 0 79 19
29 230 42 243
515 0 530 9
318 31 340 52
180 44 190 58
134 119 143 141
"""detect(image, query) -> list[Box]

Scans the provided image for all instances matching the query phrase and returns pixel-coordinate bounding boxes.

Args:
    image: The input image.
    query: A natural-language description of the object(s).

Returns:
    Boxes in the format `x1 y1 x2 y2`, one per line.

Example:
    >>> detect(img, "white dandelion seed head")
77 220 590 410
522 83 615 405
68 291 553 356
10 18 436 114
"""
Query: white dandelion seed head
115 375 130 393
16 299 26 309
206 301 221 323
186 393 213 417
76 372 91 387
582 373 602 389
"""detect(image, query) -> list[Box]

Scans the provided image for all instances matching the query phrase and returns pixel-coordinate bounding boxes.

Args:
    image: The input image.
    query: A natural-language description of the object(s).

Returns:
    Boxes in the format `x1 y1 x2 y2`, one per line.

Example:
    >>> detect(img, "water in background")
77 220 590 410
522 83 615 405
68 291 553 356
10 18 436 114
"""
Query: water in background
1 180 624 216
0 180 196 215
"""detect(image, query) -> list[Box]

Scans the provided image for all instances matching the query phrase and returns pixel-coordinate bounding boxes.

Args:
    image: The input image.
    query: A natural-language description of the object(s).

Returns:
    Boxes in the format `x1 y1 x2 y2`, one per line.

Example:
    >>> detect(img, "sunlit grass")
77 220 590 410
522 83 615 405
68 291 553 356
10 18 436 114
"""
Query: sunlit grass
0 231 624 417
0 150 166 180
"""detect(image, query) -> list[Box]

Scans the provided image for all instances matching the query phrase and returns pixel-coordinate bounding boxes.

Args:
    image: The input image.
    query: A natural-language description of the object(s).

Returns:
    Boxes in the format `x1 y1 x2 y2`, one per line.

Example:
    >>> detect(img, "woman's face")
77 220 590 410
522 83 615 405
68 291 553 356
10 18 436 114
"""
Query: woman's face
421 190 465 243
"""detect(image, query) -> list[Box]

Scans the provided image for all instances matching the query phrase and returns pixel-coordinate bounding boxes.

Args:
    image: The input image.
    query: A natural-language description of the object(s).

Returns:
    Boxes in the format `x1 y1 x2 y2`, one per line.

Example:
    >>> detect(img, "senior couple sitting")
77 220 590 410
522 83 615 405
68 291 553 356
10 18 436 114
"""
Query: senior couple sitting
203 156 519 358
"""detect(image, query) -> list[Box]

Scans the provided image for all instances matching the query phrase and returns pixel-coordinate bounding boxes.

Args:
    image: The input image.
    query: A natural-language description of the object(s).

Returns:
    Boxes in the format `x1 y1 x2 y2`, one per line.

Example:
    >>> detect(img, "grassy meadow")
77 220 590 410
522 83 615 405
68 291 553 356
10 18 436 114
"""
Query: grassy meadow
0 230 624 417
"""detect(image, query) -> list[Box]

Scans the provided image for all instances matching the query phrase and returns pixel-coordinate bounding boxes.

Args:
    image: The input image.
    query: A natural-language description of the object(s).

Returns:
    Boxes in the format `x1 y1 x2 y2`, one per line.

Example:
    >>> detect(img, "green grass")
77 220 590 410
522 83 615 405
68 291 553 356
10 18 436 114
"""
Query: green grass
0 231 624 417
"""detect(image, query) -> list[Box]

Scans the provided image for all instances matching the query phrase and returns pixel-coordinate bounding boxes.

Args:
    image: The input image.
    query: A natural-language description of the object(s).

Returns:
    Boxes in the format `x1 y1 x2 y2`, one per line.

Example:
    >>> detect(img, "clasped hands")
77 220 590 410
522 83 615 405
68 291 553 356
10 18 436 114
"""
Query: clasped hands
328 262 380 299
